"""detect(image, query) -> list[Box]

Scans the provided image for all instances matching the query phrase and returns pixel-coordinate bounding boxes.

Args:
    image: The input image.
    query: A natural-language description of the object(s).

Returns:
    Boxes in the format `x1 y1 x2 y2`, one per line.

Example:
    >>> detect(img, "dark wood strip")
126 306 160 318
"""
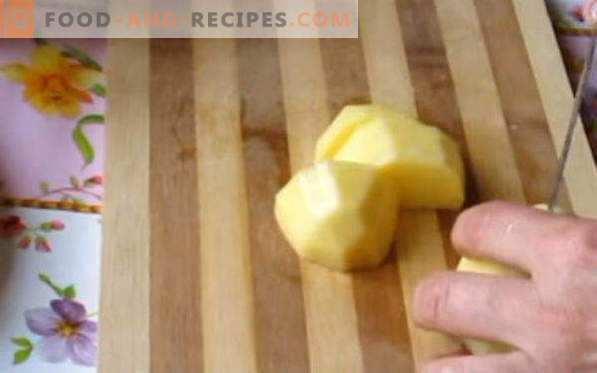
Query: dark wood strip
320 37 415 373
320 39 372 115
237 38 310 373
149 38 203 373
474 0 572 210
352 260 414 373
396 0 479 269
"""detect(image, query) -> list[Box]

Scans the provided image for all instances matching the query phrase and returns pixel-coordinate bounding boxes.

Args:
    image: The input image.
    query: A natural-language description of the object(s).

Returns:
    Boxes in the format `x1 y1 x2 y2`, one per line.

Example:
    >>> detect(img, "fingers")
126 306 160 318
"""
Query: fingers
422 351 532 373
451 200 574 274
413 271 536 347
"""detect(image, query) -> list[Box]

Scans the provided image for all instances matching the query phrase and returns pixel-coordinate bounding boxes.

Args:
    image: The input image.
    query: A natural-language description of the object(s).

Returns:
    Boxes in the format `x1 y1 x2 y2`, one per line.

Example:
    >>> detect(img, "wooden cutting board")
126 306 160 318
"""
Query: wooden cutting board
99 0 597 372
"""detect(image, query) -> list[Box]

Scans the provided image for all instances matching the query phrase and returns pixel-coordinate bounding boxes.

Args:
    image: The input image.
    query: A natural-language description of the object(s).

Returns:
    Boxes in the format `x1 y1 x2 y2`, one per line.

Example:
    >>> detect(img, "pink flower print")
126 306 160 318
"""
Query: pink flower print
86 173 103 186
50 220 65 230
571 4 585 21
35 236 51 252
1 216 66 253
0 215 26 237
17 234 32 249
24 298 97 366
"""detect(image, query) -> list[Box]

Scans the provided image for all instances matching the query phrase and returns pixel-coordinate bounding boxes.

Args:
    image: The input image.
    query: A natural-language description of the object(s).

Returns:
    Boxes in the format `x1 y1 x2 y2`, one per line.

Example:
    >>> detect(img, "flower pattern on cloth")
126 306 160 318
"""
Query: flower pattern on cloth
0 207 101 371
9 273 97 367
0 214 66 252
0 44 101 117
24 298 97 366
0 39 105 208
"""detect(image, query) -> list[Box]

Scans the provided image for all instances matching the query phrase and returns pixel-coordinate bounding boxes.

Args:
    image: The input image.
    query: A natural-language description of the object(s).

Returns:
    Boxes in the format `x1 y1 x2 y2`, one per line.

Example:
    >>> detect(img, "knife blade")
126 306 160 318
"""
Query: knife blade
547 36 596 212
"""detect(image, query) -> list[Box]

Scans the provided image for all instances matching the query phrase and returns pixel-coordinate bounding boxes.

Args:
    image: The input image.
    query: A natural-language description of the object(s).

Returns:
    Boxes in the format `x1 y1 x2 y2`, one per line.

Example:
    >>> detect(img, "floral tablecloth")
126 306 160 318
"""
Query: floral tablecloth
0 2 596 372
0 39 105 371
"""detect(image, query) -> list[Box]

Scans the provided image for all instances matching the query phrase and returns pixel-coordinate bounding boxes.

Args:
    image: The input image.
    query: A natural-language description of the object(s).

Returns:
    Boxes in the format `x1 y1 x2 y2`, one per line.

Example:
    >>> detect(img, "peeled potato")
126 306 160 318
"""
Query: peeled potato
316 104 464 209
456 203 560 354
315 105 378 160
274 160 399 271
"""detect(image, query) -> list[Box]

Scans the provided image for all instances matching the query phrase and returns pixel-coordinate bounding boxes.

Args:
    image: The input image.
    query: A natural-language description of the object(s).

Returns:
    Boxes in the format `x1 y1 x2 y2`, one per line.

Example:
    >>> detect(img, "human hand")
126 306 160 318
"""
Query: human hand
414 201 597 373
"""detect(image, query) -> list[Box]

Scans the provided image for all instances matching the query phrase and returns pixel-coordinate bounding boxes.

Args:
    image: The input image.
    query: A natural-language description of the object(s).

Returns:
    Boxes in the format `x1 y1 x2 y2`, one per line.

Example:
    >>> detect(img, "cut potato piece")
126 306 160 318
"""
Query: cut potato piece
315 105 377 160
274 160 399 271
316 104 464 209
456 203 559 354
457 256 525 278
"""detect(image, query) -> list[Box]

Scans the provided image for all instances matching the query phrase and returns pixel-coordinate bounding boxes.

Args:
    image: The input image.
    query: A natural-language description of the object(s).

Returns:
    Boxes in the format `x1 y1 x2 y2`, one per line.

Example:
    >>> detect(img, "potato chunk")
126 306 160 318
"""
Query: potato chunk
274 160 399 271
316 105 464 209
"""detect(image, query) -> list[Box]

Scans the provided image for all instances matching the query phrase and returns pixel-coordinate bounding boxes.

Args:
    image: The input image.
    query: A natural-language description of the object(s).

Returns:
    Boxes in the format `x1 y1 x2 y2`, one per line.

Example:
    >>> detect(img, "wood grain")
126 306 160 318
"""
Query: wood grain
149 39 202 373
320 36 414 373
278 38 364 373
511 0 597 218
435 0 527 203
359 0 415 112
474 0 572 210
395 210 459 366
99 39 150 373
193 39 258 373
100 2 597 372
361 0 460 369
237 38 310 373
395 0 478 271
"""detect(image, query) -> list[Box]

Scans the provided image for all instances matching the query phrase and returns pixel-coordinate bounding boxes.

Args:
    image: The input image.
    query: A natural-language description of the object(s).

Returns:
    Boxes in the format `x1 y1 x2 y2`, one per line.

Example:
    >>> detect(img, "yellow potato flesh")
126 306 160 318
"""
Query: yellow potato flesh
457 257 524 278
315 105 377 160
274 161 399 271
316 105 464 209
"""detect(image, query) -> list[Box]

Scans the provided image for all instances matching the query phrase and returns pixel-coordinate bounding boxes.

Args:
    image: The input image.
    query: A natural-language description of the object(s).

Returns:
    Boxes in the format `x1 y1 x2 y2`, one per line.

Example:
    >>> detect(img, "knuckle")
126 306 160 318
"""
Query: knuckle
574 223 597 252
453 200 513 248
414 273 454 326
556 223 597 266
423 360 463 373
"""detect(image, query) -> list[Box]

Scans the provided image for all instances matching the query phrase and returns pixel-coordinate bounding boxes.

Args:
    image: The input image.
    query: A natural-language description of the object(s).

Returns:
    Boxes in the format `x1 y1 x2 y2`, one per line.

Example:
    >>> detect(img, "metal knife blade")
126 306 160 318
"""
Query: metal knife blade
548 37 596 212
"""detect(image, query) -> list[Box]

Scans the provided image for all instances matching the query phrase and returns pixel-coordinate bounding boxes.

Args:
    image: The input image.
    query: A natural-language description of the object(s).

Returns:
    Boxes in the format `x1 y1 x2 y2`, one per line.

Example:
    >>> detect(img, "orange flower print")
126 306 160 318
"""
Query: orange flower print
0 45 101 117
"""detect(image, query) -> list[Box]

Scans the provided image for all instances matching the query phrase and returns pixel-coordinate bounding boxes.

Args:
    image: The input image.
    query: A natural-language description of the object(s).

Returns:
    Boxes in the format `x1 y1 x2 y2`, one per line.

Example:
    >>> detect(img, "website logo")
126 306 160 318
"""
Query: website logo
1 0 33 38
1 0 357 38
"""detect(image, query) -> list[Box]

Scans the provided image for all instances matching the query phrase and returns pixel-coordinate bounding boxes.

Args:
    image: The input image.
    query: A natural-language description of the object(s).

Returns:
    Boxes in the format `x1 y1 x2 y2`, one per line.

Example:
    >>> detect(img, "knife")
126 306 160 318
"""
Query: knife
547 36 596 212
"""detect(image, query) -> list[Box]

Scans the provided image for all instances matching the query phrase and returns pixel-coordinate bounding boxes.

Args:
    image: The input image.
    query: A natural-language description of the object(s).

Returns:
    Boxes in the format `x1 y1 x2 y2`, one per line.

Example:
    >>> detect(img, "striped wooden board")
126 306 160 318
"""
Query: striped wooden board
99 0 597 372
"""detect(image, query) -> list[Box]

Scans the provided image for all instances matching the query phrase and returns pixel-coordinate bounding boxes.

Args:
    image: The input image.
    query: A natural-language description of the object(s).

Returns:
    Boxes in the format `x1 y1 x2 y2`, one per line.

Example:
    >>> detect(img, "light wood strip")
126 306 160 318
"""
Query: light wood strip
511 0 597 218
320 38 371 114
434 0 527 203
474 0 572 210
237 38 310 373
361 0 460 368
320 37 414 373
149 39 202 373
99 39 150 373
360 0 416 114
278 40 331 171
395 210 458 365
278 38 364 373
193 39 258 373
394 208 457 372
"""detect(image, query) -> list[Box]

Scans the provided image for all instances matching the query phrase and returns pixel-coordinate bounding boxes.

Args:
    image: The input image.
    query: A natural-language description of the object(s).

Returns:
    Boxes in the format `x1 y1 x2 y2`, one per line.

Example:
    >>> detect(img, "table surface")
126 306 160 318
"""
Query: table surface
100 0 597 372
